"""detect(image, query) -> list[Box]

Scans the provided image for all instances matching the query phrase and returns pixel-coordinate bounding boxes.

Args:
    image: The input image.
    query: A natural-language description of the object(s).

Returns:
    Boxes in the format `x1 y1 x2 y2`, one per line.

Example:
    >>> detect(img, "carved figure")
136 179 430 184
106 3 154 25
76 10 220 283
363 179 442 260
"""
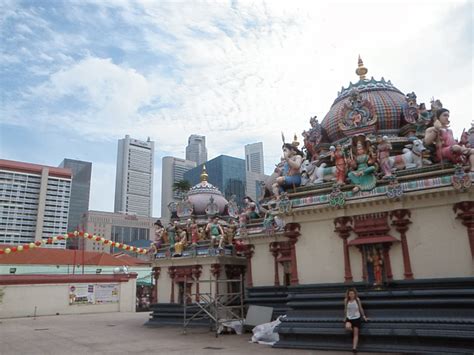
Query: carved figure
152 220 164 250
166 222 177 249
348 136 377 193
376 136 392 178
388 139 427 171
424 108 474 171
173 228 188 256
272 140 304 198
330 144 347 184
206 216 224 250
189 218 199 245
244 196 260 219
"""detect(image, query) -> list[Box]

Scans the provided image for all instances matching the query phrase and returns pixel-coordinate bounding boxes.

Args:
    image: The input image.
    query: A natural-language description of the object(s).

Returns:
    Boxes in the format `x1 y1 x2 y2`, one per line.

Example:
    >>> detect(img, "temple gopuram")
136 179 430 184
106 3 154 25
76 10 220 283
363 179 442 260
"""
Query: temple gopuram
149 58 474 354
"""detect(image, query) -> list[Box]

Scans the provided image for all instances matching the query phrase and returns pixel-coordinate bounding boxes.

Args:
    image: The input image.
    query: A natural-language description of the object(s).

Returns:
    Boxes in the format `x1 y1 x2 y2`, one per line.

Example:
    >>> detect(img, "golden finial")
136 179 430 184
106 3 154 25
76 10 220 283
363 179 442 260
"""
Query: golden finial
355 55 368 80
292 133 300 147
200 165 208 182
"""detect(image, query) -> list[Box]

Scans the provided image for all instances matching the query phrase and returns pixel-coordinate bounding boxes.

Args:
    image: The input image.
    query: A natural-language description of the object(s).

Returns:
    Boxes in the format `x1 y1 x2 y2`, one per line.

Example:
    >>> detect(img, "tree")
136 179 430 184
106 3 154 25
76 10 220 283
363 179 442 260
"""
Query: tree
172 180 191 199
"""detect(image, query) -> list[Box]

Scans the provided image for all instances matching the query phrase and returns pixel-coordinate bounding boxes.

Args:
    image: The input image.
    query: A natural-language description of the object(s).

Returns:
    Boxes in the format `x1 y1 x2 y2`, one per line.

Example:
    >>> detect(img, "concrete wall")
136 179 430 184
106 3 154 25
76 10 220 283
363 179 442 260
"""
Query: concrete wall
0 275 136 319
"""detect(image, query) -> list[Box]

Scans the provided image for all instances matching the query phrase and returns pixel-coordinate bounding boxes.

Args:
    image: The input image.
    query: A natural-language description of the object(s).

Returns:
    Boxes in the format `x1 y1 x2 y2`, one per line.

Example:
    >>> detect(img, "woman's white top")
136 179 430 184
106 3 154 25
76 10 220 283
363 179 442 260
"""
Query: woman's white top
346 300 360 319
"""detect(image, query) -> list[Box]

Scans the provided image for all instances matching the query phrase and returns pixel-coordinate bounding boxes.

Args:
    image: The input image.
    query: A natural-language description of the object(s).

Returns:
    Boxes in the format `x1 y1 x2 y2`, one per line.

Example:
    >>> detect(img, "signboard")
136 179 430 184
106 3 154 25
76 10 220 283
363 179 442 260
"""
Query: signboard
69 284 94 305
95 284 119 304
69 283 119 305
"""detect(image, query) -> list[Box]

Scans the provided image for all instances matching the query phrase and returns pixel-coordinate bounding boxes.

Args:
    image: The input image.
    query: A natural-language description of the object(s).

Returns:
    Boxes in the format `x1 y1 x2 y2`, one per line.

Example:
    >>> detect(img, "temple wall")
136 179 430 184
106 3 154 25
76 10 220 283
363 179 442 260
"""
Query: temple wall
252 237 281 287
290 190 473 284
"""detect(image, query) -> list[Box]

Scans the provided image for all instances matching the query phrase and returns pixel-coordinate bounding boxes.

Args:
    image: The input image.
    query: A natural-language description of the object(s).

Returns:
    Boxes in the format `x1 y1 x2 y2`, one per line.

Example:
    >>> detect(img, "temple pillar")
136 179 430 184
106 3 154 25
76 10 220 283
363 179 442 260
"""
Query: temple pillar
383 245 393 281
453 202 474 257
334 217 353 282
284 223 301 286
151 267 161 303
243 245 255 287
168 267 176 303
269 242 281 286
211 263 221 294
192 265 202 302
390 209 414 280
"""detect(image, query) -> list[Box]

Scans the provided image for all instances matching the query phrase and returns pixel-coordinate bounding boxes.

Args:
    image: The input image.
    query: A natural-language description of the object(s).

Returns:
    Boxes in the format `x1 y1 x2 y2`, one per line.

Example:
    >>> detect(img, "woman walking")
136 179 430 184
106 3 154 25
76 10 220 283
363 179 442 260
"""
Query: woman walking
344 288 368 353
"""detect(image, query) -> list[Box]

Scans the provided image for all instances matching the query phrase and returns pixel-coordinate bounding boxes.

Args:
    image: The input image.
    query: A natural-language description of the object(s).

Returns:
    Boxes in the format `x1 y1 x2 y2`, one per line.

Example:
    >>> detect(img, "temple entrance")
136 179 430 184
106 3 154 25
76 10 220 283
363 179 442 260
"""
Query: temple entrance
177 282 192 304
283 262 291 286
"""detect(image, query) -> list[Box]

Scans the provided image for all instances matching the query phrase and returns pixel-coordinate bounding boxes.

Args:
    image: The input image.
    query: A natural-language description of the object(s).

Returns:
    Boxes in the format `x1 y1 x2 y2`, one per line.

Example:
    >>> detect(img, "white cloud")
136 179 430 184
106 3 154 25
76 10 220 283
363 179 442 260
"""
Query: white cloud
1 0 472 216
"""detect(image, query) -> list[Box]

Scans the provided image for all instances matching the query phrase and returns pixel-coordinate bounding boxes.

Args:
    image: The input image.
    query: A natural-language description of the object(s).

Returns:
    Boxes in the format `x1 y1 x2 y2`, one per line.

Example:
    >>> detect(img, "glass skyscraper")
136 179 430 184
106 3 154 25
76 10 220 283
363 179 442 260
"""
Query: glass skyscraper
184 155 246 207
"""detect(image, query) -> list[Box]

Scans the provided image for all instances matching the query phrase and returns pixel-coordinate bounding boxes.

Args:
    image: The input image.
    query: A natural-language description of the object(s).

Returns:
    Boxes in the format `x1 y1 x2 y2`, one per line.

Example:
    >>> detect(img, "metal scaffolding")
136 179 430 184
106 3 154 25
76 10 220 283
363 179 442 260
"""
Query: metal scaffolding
183 274 245 337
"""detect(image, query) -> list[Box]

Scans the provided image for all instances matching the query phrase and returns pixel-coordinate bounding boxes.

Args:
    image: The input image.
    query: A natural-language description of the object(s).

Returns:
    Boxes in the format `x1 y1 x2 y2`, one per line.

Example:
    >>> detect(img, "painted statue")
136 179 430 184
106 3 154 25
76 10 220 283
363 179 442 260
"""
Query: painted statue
152 220 164 250
424 108 474 171
244 196 260 219
238 212 248 237
188 218 199 245
330 144 347 184
376 136 393 178
166 222 177 249
206 216 224 250
387 139 427 171
348 136 377 193
173 228 188 256
272 141 304 198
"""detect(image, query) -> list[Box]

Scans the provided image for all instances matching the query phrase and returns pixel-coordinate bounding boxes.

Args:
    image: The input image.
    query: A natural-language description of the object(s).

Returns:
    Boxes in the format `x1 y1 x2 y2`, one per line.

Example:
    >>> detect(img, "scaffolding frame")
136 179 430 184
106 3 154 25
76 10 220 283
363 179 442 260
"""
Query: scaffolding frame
183 274 245 337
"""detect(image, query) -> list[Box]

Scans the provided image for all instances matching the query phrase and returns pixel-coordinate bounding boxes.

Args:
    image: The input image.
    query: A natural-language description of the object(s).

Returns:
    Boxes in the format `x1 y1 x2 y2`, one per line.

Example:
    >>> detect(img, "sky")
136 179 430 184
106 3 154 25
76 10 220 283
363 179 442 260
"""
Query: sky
0 0 472 217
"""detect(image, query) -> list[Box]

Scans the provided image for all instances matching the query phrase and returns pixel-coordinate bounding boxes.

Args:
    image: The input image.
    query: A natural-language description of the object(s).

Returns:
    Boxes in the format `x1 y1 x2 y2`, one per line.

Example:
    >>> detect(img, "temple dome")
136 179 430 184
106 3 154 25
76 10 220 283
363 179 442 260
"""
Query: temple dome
321 58 406 143
186 166 228 215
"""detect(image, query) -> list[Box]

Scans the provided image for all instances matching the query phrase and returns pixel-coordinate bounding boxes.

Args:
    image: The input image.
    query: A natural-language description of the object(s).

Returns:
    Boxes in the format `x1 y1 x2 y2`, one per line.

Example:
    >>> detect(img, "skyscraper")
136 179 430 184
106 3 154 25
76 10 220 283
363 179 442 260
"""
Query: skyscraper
59 159 92 233
114 135 154 217
184 155 246 207
244 142 267 201
161 157 197 221
185 134 207 165
0 159 72 248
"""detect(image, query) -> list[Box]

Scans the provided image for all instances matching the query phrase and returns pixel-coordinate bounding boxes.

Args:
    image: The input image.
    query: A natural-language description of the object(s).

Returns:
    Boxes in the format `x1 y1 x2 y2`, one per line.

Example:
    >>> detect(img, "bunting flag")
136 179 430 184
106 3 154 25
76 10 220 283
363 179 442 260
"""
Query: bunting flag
0 231 149 255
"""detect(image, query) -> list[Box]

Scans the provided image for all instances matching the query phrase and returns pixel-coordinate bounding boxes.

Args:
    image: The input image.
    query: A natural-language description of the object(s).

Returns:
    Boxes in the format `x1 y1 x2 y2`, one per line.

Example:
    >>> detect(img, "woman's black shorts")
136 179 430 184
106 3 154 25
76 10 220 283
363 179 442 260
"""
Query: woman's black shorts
345 317 362 328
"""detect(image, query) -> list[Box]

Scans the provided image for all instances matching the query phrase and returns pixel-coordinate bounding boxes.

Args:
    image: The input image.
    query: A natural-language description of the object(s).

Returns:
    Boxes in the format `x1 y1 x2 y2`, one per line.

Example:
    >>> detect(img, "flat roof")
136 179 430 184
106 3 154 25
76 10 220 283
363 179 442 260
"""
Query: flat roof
0 159 72 179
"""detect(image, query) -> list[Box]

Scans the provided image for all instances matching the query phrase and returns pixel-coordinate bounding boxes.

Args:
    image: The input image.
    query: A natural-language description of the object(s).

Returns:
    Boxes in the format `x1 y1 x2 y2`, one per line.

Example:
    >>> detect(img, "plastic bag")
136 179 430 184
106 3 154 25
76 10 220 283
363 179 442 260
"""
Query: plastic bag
250 316 284 345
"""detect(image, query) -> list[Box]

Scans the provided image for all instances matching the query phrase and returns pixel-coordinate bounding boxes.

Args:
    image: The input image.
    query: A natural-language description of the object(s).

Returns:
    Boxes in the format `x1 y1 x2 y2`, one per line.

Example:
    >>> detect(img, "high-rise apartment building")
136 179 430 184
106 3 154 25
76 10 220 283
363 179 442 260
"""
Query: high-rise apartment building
114 135 154 217
161 157 196 221
0 159 72 248
244 142 267 201
184 155 246 207
185 134 207 165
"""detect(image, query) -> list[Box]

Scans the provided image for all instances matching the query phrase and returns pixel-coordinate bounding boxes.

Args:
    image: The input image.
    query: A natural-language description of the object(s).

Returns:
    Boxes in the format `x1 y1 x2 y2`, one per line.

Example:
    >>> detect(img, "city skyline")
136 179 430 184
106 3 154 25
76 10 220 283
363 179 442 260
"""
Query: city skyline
1 1 471 217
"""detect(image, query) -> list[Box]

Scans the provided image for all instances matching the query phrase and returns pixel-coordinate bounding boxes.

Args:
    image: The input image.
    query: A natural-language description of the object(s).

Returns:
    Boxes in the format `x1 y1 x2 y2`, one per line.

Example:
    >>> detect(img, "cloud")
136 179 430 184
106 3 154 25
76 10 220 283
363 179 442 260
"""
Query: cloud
1 0 472 216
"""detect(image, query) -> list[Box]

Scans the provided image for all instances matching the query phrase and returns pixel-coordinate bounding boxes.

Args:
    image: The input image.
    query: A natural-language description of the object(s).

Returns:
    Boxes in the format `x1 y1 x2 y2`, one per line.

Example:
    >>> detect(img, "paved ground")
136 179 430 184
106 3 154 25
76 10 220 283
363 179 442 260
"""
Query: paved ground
0 312 396 355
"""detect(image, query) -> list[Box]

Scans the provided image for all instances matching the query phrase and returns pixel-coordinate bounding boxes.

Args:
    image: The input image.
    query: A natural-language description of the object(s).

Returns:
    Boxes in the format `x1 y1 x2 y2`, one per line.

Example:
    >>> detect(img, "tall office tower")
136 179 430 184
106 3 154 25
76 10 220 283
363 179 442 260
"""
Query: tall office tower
59 159 92 249
185 134 208 165
161 157 196 221
0 159 72 248
244 142 267 201
184 155 246 207
114 135 154 217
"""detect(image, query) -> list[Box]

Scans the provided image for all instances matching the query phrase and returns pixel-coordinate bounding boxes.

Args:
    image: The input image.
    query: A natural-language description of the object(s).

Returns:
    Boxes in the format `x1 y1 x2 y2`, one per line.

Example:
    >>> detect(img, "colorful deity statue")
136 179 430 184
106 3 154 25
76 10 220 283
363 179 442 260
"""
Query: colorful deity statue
152 220 164 250
225 218 237 245
376 135 393 178
302 116 322 161
244 196 260 219
348 136 377 193
188 218 199 245
166 222 177 250
330 143 347 185
173 228 188 257
238 212 248 237
272 138 304 199
206 216 224 250
424 108 474 171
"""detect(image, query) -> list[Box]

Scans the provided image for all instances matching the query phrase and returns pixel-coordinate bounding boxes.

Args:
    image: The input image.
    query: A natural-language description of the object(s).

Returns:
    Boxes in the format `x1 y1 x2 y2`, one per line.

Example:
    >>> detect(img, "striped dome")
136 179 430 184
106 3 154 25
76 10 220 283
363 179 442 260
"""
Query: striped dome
321 77 406 143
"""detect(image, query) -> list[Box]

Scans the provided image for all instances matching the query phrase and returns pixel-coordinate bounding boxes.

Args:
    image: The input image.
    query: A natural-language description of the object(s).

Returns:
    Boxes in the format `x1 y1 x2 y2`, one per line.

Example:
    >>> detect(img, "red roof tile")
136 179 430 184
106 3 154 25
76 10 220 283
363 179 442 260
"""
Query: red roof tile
0 247 146 266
